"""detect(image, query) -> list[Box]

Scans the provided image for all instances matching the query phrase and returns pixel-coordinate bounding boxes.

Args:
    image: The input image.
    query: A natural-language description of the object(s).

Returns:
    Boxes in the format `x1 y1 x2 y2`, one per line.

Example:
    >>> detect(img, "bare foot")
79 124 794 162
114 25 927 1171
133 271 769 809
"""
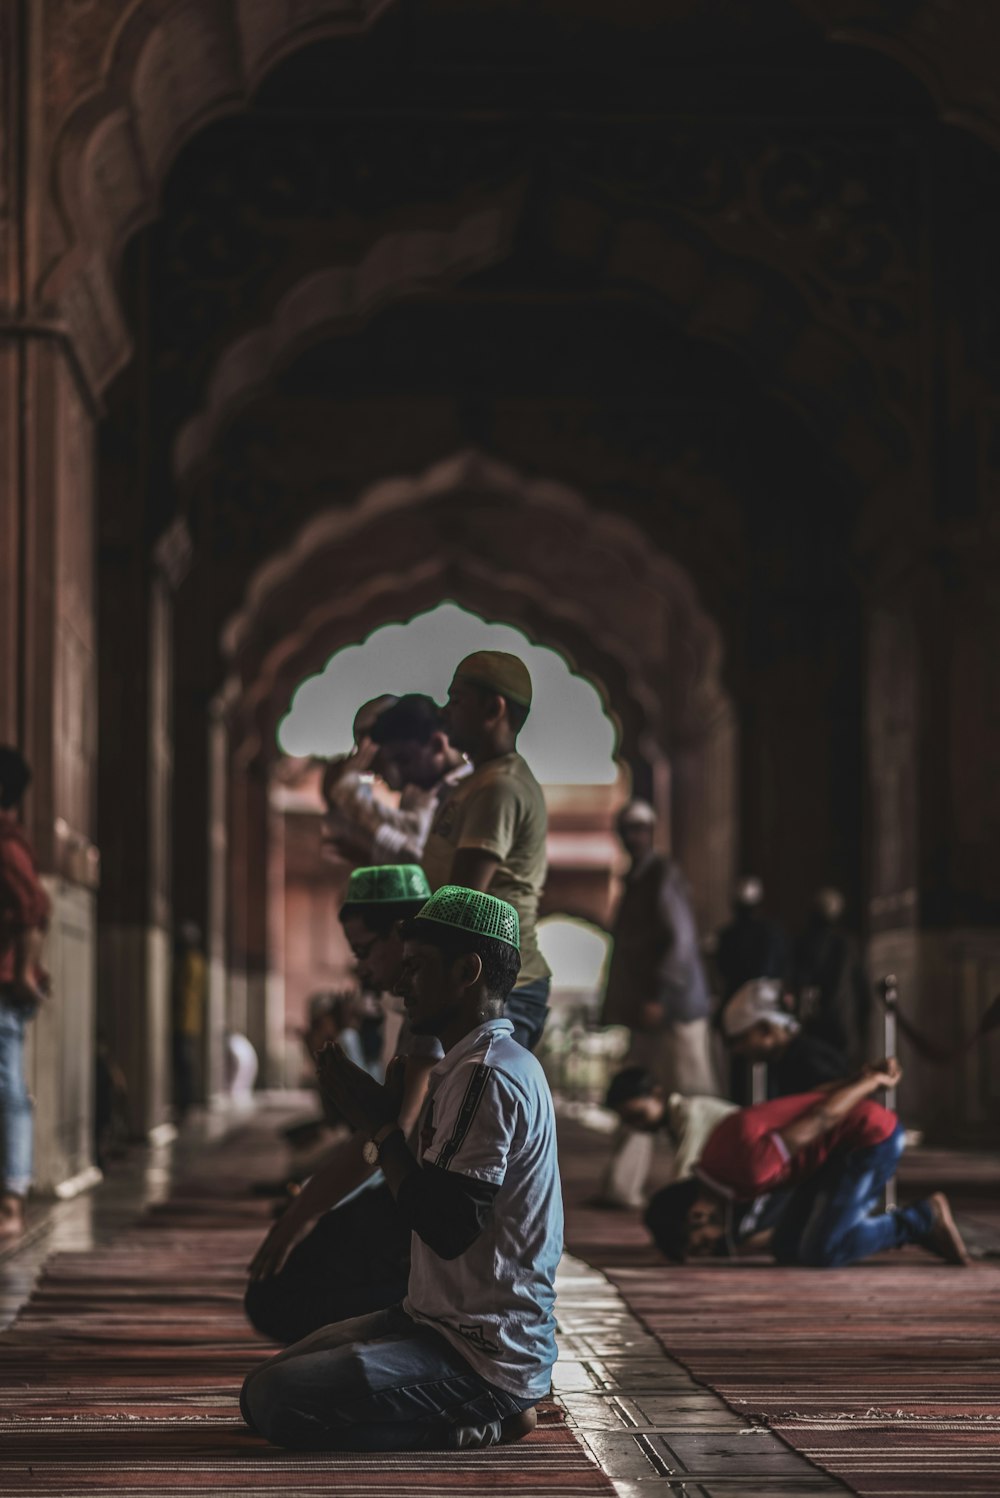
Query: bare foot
0 1195 25 1243
500 1406 538 1443
920 1193 971 1265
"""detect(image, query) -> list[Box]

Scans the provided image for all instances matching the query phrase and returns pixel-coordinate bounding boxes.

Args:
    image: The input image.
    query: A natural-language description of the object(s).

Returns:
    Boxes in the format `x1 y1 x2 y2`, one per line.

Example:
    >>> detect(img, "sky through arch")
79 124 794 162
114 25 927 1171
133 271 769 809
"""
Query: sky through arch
277 601 619 784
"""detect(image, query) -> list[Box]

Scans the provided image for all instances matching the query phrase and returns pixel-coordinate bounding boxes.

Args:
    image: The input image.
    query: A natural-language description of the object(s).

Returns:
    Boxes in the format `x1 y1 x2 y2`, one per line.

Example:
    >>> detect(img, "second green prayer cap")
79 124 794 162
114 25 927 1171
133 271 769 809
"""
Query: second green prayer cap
408 885 520 950
344 864 431 904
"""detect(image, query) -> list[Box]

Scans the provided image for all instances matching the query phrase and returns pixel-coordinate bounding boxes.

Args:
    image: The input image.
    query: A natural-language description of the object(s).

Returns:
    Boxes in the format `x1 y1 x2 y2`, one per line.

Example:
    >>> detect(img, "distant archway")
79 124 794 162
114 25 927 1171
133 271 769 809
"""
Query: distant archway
220 449 736 932
278 599 620 786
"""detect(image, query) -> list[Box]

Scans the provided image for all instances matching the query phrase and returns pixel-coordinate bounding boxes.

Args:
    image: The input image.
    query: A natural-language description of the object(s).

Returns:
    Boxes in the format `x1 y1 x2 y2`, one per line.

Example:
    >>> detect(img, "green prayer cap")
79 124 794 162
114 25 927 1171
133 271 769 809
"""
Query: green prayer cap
344 865 431 905
453 650 532 708
407 885 520 950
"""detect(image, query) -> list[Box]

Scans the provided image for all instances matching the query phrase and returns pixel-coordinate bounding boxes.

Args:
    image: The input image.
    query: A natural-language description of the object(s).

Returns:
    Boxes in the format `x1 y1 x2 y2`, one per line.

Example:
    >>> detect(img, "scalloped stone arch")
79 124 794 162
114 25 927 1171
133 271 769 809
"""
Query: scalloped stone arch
172 202 519 479
41 0 394 391
169 192 906 499
219 450 736 925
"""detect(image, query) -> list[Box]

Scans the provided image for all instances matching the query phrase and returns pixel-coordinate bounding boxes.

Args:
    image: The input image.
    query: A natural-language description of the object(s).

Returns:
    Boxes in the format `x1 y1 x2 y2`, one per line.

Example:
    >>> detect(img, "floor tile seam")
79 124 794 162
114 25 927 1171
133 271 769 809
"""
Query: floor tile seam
557 1253 852 1497
564 1252 860 1497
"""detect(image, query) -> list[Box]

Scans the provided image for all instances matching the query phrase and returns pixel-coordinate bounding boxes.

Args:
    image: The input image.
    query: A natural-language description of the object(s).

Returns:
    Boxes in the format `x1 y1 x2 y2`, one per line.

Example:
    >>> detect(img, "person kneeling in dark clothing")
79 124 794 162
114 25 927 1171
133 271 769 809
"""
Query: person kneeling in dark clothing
245 865 439 1345
721 979 848 1097
644 1058 970 1269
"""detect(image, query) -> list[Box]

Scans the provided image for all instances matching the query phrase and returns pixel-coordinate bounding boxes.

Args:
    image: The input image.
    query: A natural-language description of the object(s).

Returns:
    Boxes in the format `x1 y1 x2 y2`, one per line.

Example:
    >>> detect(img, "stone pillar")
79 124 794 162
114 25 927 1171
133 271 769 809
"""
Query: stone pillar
0 342 100 1191
866 561 1000 1143
21 341 101 1191
267 797 287 1088
0 1 101 1193
206 708 229 1101
226 756 251 1046
226 752 284 1090
171 550 229 1105
671 705 738 938
96 555 175 1140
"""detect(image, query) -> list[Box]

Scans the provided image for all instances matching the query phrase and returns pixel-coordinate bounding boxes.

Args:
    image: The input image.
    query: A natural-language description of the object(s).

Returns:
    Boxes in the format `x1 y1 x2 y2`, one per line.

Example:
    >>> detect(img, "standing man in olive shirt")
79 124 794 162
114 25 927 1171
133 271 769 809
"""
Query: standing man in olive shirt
422 652 550 1050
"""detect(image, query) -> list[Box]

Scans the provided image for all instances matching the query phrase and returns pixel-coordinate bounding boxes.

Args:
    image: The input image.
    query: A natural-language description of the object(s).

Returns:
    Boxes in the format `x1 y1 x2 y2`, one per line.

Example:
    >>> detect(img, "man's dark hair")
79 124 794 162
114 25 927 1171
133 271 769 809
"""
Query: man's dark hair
371 694 443 748
644 1178 702 1263
0 746 31 810
605 1066 658 1111
339 898 427 938
400 918 522 1002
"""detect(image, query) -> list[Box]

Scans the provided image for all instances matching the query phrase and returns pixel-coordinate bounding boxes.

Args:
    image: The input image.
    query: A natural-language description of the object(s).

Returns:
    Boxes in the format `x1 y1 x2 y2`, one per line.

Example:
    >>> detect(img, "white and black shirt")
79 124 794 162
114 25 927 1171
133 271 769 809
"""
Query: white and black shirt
402 1018 563 1400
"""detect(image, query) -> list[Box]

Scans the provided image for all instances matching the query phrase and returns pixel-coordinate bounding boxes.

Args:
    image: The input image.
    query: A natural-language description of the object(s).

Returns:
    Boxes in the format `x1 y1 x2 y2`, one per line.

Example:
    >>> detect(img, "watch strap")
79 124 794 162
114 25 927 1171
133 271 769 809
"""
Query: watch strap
371 1121 399 1152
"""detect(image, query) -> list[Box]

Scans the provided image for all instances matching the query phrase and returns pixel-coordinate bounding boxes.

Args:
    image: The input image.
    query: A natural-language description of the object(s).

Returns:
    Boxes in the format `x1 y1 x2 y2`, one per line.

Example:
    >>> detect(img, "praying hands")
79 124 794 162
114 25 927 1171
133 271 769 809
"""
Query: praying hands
316 1046 406 1138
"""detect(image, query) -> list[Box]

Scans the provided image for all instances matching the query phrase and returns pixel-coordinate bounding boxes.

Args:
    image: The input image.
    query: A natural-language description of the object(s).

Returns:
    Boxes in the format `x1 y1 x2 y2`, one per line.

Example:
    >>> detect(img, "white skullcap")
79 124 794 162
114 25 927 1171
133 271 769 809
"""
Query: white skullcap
814 887 845 922
722 979 799 1039
617 798 656 829
734 875 764 906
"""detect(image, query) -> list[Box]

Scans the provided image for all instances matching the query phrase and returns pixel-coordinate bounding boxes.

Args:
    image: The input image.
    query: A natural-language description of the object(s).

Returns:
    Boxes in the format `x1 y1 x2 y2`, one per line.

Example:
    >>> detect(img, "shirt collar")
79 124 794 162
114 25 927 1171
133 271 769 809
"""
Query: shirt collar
430 1017 514 1079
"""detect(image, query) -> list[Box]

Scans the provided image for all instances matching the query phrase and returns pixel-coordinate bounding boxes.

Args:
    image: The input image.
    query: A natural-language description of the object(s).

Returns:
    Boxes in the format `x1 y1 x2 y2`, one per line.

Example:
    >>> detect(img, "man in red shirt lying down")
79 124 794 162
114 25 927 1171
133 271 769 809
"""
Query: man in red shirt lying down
644 1058 970 1267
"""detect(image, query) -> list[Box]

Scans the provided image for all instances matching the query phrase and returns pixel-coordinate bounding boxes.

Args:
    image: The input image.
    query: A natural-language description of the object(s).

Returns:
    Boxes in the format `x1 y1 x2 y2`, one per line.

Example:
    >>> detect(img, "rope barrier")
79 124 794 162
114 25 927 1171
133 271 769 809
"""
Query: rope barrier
874 976 1000 1065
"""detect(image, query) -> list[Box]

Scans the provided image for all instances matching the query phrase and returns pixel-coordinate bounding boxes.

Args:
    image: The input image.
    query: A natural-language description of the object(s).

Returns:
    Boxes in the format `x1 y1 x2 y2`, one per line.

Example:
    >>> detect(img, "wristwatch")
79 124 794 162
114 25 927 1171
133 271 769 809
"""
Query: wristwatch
362 1122 399 1166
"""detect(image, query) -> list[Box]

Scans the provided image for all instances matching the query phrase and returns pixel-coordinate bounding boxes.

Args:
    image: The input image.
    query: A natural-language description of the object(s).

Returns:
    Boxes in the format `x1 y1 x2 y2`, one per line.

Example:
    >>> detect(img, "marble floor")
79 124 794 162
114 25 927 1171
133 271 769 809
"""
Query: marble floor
3 1101 996 1496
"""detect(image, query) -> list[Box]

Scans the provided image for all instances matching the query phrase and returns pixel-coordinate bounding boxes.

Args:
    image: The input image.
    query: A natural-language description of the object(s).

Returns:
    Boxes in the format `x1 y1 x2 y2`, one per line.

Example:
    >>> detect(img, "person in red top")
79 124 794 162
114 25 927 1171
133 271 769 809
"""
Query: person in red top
0 746 51 1241
645 1057 970 1268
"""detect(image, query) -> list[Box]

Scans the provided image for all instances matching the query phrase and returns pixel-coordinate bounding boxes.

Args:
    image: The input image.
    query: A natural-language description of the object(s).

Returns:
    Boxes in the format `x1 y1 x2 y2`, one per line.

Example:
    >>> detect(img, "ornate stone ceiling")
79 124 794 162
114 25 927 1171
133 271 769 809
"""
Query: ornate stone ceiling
85 0 1000 713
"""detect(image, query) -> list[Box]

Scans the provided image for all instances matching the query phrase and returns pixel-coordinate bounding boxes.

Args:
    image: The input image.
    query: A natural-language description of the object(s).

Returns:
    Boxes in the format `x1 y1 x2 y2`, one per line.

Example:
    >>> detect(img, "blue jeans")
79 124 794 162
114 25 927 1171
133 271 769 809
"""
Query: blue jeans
0 995 34 1196
504 978 550 1052
771 1124 935 1268
241 1303 535 1450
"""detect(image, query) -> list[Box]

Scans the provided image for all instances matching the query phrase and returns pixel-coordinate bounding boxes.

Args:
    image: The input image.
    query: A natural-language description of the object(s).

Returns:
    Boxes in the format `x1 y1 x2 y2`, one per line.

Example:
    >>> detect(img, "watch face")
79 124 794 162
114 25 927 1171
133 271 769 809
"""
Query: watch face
362 1140 379 1166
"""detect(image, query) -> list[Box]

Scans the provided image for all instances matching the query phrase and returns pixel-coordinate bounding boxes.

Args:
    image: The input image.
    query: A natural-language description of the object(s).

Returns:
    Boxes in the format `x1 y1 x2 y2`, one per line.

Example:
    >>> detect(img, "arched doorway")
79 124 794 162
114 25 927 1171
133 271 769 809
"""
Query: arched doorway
274 605 624 1068
204 456 736 1089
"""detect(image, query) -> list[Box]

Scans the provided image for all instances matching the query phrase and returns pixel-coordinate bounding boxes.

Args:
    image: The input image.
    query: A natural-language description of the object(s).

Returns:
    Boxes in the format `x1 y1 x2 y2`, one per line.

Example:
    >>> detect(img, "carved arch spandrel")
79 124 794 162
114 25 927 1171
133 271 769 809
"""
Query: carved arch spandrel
41 0 1000 400
172 193 904 502
40 0 397 391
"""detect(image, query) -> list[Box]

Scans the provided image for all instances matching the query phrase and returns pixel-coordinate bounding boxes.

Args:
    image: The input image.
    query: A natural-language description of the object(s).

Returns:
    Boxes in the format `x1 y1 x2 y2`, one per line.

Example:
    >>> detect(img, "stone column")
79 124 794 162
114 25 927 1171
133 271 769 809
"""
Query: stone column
226 748 285 1090
866 558 1000 1143
670 705 738 938
18 339 101 1192
1 2 100 1191
96 554 175 1140
267 797 287 1089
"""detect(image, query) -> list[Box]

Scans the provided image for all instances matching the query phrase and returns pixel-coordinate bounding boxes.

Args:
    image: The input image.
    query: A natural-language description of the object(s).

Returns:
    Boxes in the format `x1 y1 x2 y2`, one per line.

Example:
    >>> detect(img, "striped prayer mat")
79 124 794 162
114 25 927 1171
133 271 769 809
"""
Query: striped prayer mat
560 1118 1000 1497
0 1133 613 1497
606 1260 1000 1497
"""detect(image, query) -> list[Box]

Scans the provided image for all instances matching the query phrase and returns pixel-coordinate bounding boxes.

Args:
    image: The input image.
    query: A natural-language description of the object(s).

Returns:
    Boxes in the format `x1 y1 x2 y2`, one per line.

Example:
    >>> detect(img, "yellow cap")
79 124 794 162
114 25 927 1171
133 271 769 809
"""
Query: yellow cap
453 651 532 708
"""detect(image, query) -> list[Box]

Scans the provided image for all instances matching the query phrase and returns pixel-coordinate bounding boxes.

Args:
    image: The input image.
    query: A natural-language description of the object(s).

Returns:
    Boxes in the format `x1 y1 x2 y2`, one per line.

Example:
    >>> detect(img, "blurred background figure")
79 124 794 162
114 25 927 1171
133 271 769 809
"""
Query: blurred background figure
321 694 471 869
172 921 207 1123
596 799 717 1208
721 979 847 1097
604 1068 737 1183
714 877 789 1001
792 887 871 1064
714 877 790 1104
319 694 400 861
0 745 50 1242
225 1031 259 1107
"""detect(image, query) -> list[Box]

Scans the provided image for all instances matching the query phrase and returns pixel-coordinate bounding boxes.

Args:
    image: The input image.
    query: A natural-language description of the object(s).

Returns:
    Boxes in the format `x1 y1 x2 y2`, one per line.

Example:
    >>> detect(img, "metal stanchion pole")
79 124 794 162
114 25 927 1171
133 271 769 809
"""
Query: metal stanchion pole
881 974 898 1212
751 1062 768 1105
